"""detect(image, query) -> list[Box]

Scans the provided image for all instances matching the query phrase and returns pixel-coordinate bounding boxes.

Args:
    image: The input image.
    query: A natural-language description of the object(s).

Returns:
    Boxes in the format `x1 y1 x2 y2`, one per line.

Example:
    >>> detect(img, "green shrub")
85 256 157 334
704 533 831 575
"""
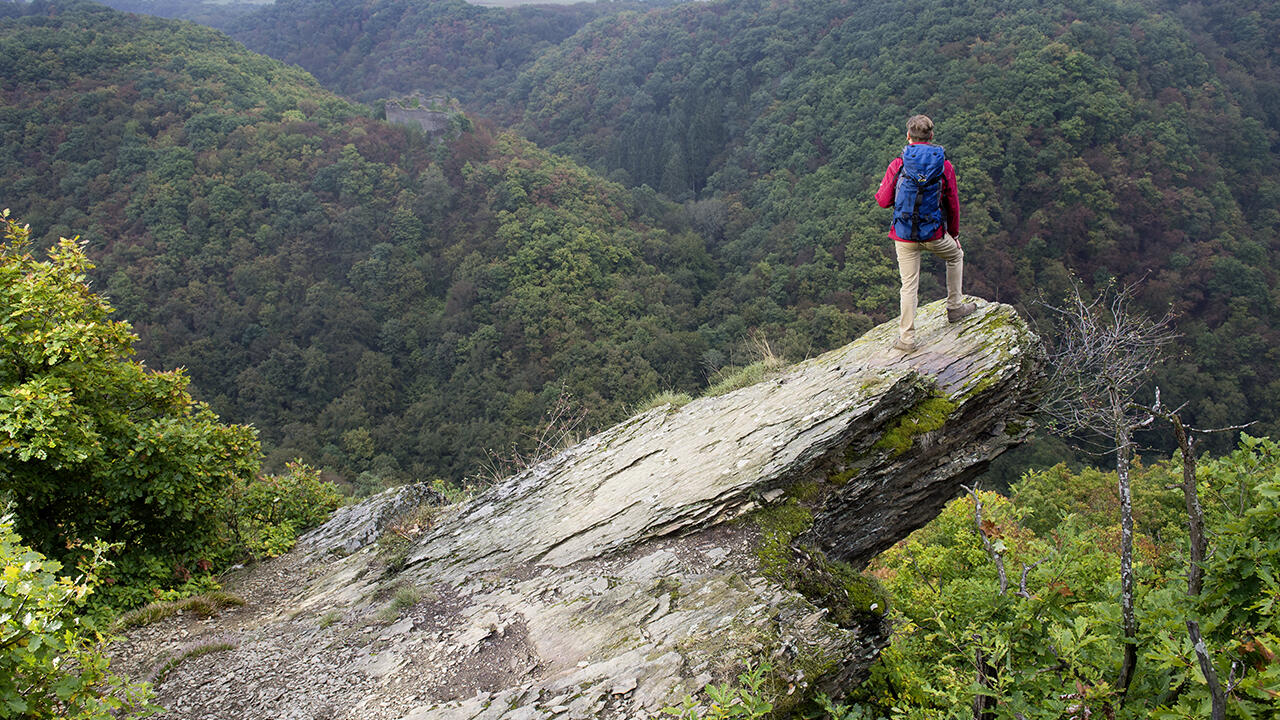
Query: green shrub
0 513 155 719
1 211 261 604
2 212 347 610
90 554 223 611
838 436 1280 718
226 460 343 559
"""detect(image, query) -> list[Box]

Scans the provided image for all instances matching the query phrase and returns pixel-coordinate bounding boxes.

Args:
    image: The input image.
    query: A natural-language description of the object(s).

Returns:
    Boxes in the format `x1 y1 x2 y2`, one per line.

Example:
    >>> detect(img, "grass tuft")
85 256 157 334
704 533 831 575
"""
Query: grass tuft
704 358 786 398
633 389 694 414
152 641 236 683
375 584 424 624
116 590 246 630
704 330 787 398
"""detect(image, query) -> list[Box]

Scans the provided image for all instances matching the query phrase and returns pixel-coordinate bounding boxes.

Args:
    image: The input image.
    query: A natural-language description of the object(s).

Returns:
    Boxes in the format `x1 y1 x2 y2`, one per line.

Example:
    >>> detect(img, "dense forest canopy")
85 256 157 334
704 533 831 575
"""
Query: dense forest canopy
510 0 1280 452
4 0 1280 488
86 0 269 29
227 0 673 113
222 0 1280 458
4 0 1280 715
4 0 839 489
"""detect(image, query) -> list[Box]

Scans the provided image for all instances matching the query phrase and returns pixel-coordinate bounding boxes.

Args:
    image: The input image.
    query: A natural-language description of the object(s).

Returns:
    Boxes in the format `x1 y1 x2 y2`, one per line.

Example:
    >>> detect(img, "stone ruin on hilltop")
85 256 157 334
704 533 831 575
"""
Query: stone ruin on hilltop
385 93 463 139
113 298 1044 720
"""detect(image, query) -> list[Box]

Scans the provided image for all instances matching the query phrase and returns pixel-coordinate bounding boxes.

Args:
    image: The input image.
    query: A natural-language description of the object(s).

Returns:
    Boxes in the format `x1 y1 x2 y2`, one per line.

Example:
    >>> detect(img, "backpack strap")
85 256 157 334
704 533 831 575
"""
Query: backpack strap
909 171 942 239
910 180 924 240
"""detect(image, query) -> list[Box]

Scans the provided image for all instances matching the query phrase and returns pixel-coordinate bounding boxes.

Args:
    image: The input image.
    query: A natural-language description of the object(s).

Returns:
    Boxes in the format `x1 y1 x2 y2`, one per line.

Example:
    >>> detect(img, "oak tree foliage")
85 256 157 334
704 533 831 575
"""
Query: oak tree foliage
1 209 260 595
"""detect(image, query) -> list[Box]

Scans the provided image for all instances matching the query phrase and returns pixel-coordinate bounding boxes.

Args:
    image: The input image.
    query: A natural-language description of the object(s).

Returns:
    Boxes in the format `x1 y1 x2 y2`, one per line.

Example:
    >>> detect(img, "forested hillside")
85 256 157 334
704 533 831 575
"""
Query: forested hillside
2 0 800 486
506 0 1280 450
228 0 668 114
92 0 268 30
227 0 1280 453
6 0 1280 487
5 1 1280 714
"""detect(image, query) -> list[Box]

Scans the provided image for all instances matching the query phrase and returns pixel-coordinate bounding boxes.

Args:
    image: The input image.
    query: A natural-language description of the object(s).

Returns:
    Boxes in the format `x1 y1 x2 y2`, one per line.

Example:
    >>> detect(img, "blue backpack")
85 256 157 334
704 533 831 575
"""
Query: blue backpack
892 144 947 241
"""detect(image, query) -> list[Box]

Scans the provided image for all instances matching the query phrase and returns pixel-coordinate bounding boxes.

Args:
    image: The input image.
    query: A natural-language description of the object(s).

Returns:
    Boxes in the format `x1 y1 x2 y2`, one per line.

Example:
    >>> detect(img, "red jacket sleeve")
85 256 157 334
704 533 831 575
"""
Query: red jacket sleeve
942 159 960 238
875 157 902 209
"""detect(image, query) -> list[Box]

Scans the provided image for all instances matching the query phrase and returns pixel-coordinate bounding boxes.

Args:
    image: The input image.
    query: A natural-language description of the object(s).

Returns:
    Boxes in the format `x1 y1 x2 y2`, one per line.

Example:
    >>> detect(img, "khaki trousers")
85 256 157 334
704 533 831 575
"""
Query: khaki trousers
895 234 964 344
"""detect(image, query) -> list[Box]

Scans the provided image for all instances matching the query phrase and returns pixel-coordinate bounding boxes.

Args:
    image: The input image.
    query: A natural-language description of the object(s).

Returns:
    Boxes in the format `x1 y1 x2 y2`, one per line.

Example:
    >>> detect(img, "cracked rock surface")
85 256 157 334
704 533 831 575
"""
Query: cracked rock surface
112 299 1042 719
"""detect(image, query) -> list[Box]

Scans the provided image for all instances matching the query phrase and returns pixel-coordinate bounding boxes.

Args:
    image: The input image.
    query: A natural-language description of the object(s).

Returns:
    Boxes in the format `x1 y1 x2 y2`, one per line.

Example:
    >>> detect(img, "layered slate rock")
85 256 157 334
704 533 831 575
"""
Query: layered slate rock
116 299 1042 720
296 481 444 559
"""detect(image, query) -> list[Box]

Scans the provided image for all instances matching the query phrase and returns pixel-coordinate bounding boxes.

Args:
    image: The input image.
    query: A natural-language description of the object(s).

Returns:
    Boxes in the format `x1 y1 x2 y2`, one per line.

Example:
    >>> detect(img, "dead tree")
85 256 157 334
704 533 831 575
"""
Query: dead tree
960 485 1043 720
1036 278 1176 702
962 485 1004 720
1149 389 1247 720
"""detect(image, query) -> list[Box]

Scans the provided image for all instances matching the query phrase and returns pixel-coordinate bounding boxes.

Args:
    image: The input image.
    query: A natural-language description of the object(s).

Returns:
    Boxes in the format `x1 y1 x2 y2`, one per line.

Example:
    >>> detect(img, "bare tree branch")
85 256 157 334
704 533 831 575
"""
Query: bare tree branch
1034 276 1177 703
1184 421 1256 436
962 484 1007 595
960 483 1008 720
1150 388 1208 596
1226 662 1243 694
1149 387 1228 720
1017 559 1045 599
1186 620 1226 720
1036 276 1177 442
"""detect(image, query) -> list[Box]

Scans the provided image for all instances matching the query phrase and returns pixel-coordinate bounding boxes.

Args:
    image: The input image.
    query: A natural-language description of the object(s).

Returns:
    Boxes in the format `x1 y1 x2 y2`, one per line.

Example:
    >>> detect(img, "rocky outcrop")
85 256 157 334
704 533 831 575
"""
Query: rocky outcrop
296 482 444 559
114 298 1042 720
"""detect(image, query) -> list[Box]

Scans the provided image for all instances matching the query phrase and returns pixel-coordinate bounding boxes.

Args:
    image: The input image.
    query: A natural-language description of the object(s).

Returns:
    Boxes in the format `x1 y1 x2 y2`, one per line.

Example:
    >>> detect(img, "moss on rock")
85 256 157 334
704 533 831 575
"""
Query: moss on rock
750 494 890 632
744 495 888 717
873 392 957 457
793 553 889 630
754 498 815 580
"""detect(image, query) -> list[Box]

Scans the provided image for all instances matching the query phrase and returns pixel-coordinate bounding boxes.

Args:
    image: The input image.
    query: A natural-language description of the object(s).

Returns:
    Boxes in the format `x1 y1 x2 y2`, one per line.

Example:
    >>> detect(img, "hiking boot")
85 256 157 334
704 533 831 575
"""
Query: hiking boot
892 338 917 353
947 302 977 323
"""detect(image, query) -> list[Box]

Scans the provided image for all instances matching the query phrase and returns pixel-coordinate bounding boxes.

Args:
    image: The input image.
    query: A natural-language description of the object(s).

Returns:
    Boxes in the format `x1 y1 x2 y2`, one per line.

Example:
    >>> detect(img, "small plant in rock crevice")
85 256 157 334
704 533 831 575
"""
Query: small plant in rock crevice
374 585 425 624
663 662 774 719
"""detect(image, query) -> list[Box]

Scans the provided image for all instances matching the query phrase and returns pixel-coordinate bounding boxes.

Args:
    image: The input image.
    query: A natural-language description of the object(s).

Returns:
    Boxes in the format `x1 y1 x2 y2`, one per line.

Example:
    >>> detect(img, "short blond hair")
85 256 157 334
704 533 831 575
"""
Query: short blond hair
906 114 934 142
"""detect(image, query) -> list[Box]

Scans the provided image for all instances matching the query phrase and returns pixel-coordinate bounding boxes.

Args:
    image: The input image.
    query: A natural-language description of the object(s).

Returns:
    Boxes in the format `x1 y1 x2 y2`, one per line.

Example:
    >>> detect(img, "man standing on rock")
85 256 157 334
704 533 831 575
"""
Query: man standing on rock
875 114 976 353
